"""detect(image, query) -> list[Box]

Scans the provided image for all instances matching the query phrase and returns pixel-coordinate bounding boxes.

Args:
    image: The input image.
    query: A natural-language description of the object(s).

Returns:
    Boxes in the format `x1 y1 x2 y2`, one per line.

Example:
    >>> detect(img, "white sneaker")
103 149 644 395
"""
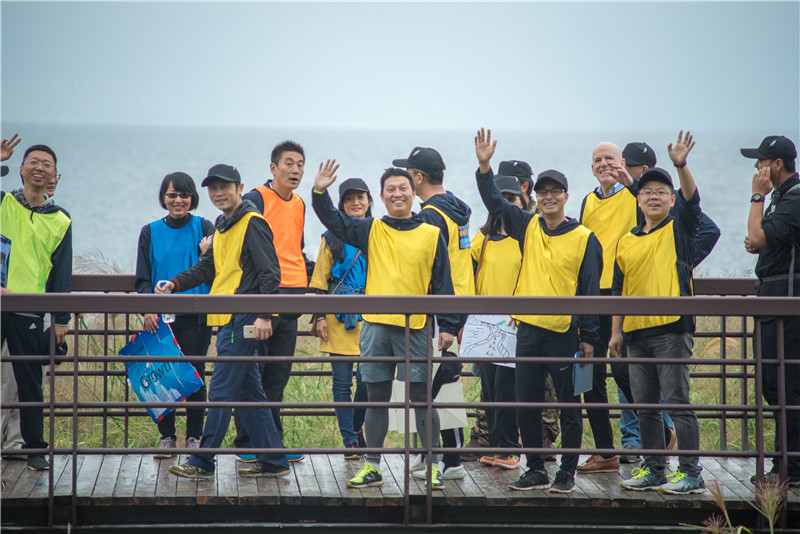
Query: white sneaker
441 464 466 480
413 461 445 480
408 454 426 473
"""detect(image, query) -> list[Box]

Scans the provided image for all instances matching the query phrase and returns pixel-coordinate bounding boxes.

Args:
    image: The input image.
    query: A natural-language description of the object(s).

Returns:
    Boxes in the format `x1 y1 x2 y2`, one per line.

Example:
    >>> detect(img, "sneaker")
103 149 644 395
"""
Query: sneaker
576 454 620 474
185 437 200 450
239 461 291 478
479 454 498 466
442 464 466 480
750 471 800 487
347 462 383 488
343 442 362 460
26 455 50 471
168 462 214 480
414 464 444 490
286 454 305 462
548 470 575 494
509 469 549 491
658 470 706 495
493 454 521 470
543 435 557 462
619 444 642 464
153 437 177 459
620 466 667 491
409 454 426 473
236 454 257 463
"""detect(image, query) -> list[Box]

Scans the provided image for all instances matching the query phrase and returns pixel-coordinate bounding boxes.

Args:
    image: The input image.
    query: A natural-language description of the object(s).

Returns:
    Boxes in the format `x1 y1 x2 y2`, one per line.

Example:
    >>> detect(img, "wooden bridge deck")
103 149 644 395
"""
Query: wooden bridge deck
3 454 799 530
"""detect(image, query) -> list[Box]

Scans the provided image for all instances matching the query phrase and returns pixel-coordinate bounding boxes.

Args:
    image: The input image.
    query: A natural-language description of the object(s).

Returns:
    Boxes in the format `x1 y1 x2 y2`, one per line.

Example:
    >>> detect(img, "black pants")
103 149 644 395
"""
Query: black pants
234 315 297 445
1 313 47 455
758 315 800 477
516 323 582 474
480 363 519 449
582 315 615 455
157 315 212 440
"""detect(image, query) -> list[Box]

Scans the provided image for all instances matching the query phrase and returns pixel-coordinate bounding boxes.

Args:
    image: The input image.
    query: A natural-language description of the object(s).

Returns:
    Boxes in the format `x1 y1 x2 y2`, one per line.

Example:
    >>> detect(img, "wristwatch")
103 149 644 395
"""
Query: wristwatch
751 193 765 203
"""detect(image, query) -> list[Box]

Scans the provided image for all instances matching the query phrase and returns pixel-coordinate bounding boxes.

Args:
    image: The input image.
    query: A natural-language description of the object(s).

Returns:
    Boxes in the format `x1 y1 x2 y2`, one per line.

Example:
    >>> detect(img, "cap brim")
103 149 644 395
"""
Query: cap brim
201 176 237 187
392 158 409 168
740 148 762 159
0 165 8 177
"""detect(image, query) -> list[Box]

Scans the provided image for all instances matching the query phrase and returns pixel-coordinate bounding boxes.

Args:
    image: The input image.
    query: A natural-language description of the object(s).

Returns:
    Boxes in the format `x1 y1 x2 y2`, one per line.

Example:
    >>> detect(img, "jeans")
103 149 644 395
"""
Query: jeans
618 388 674 448
515 323 583 475
188 314 288 472
330 355 367 446
628 331 700 477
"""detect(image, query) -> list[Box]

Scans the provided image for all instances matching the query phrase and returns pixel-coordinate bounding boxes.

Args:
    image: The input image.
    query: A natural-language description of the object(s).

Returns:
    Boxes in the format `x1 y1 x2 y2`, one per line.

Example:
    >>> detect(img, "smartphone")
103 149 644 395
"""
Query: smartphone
243 325 255 339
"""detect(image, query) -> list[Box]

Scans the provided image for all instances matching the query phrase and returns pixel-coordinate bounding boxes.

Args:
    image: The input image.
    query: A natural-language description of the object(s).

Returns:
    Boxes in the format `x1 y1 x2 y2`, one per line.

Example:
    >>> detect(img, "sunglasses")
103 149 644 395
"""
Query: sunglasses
165 192 192 200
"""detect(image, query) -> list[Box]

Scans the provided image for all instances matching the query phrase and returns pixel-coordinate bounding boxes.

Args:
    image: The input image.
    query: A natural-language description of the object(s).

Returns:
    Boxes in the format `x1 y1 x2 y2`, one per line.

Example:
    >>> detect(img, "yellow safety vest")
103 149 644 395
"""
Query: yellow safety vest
208 211 263 326
615 220 682 332
513 216 592 332
1 194 71 294
470 231 521 296
422 205 475 296
363 219 439 329
581 189 638 289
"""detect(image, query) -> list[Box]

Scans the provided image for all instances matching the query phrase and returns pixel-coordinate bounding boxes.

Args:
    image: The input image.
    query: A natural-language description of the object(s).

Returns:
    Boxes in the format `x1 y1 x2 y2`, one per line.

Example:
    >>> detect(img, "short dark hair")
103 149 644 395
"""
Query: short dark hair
271 140 305 165
338 190 373 219
23 144 57 167
159 172 200 211
781 157 796 173
379 168 414 193
409 167 444 186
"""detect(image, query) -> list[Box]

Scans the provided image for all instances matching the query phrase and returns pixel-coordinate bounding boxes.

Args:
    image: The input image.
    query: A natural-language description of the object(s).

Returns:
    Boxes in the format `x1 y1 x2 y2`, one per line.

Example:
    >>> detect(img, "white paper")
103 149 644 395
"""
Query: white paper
460 314 517 368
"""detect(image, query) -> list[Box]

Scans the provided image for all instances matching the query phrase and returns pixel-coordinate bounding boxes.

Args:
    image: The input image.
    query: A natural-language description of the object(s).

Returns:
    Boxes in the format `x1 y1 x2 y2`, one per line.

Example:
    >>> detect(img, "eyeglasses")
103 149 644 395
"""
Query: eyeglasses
24 159 55 171
638 190 673 199
165 192 192 200
535 188 565 198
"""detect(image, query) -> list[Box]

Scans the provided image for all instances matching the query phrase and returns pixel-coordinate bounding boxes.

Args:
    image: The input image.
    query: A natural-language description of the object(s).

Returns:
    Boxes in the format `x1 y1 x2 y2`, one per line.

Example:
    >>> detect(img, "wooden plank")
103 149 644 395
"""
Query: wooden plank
216 453 238 503
74 454 103 502
277 459 301 506
153 456 178 505
196 454 219 505
29 455 68 501
133 454 159 503
309 453 343 506
236 456 261 505
449 462 486 506
174 455 200 500
54 455 82 498
1 459 28 497
91 454 123 505
373 454 403 504
701 458 755 506
112 454 141 500
383 453 424 498
327 451 363 505
255 471 282 506
7 464 43 500
462 460 505 504
293 453 322 505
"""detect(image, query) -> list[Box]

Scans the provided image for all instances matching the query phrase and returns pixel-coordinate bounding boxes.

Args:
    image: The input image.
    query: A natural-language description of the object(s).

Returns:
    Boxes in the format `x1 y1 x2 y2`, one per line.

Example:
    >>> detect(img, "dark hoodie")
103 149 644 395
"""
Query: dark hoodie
418 191 472 245
171 200 281 320
476 169 601 344
1 190 72 326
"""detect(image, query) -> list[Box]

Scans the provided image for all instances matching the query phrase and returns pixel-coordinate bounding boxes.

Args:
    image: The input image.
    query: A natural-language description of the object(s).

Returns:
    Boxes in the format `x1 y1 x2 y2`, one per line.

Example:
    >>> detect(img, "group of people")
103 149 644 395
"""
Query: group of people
1 129 797 496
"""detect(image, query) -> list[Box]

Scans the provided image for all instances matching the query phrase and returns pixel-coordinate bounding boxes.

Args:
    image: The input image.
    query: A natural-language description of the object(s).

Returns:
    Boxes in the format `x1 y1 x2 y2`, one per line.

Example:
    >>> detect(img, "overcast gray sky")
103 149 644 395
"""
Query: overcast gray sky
2 1 798 132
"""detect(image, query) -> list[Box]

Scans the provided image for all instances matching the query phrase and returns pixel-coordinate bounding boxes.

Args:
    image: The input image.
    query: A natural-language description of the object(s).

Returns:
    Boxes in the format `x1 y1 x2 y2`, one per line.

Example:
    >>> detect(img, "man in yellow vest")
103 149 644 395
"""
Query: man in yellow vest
610 131 706 495
1 144 72 472
312 160 458 491
393 146 472 480
235 141 309 460
162 163 290 481
475 129 602 494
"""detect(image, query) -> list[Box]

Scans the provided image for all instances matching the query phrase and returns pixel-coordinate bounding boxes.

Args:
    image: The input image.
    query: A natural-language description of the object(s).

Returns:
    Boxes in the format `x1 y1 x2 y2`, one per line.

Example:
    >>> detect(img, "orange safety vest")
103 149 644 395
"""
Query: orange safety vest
255 185 307 288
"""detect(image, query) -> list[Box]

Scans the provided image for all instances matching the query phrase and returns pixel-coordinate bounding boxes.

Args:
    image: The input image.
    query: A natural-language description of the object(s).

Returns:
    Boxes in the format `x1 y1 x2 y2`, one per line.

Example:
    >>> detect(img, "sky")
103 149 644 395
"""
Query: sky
2 1 799 133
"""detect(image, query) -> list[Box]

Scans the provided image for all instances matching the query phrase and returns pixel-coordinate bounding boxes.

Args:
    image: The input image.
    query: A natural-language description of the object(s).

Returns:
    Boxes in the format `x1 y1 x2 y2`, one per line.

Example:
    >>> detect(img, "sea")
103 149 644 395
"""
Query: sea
2 122 791 278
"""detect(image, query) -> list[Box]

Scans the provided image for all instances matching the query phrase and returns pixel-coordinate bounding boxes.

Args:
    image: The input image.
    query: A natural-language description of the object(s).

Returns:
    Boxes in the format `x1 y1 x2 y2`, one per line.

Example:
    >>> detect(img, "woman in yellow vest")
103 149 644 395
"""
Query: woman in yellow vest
472 175 525 471
309 178 372 457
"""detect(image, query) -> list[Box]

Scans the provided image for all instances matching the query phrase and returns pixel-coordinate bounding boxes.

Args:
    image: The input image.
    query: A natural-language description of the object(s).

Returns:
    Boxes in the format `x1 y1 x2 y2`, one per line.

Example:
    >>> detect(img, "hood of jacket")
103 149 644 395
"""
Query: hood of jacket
421 191 472 226
214 199 260 233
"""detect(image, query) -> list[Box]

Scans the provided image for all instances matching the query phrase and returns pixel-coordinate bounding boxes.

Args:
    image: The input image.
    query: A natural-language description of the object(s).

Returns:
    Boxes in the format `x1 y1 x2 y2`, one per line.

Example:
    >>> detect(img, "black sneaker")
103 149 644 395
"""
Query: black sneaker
26 455 50 471
548 469 575 493
750 471 800 487
239 461 291 478
509 469 549 491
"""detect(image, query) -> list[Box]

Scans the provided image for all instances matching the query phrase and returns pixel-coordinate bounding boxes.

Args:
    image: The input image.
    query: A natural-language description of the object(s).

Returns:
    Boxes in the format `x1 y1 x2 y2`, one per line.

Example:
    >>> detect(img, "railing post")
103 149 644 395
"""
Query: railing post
719 316 727 451
753 319 765 481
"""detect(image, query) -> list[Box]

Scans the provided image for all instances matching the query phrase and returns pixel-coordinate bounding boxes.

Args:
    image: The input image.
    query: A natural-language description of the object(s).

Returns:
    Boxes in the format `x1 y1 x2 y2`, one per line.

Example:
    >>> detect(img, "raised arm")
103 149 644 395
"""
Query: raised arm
668 130 697 200
311 159 372 250
745 166 772 252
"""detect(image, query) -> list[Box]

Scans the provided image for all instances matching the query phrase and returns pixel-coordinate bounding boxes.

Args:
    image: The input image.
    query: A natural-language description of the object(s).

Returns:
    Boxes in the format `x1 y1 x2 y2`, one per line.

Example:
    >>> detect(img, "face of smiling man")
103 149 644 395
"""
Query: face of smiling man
380 174 414 219
591 142 624 191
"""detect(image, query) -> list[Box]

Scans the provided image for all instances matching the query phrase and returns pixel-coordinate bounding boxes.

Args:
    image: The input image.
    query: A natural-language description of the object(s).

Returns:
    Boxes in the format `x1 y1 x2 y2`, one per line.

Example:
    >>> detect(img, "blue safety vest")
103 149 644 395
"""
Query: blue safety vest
149 216 210 295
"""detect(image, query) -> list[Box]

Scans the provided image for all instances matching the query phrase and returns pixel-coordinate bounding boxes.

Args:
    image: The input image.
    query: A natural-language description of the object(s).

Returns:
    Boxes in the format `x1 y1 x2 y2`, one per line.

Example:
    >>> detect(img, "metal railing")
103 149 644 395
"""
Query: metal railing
1 275 798 529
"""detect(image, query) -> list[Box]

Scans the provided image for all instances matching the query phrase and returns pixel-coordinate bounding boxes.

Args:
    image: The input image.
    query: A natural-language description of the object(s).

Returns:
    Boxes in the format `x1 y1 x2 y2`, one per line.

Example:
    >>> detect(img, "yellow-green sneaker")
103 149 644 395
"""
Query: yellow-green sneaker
658 470 706 495
620 466 666 491
347 462 383 488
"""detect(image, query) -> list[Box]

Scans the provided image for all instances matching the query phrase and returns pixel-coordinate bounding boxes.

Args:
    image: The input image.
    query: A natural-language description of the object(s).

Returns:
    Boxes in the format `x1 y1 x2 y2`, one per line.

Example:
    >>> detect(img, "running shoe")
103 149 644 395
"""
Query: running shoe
442 464 466 480
239 461 291 478
658 470 706 495
619 466 667 491
236 454 257 463
286 454 305 462
185 437 200 450
508 469 549 491
619 444 642 464
347 463 383 488
548 469 575 494
409 454 426 473
168 462 214 480
343 441 362 460
153 437 177 459
493 454 521 470
26 455 50 471
479 454 498 466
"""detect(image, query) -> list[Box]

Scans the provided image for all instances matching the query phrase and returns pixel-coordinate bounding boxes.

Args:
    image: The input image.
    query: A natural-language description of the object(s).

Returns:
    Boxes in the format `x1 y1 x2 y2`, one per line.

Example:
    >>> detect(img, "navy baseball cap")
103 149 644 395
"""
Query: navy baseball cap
338 177 370 200
392 147 446 173
638 167 674 190
533 170 568 193
740 136 797 161
623 142 657 167
201 164 241 187
495 175 522 195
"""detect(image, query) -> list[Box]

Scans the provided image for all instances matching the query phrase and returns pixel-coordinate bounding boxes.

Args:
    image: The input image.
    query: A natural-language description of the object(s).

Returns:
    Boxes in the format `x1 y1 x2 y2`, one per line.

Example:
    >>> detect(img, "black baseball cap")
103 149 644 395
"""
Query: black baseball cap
638 167 674 190
338 177 370 200
499 160 533 189
740 136 797 161
0 165 8 177
392 147 446 173
495 175 522 195
201 164 241 187
623 142 657 167
533 169 568 193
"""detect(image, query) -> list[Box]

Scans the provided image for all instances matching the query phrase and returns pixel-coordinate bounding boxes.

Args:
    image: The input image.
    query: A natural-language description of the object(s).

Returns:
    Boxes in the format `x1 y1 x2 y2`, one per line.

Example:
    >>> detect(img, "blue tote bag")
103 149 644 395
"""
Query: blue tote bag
120 321 204 423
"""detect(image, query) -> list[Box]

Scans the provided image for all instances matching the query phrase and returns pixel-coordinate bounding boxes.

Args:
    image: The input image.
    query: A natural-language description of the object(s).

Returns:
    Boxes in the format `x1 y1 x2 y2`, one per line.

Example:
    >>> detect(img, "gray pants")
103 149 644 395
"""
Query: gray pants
628 331 701 478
